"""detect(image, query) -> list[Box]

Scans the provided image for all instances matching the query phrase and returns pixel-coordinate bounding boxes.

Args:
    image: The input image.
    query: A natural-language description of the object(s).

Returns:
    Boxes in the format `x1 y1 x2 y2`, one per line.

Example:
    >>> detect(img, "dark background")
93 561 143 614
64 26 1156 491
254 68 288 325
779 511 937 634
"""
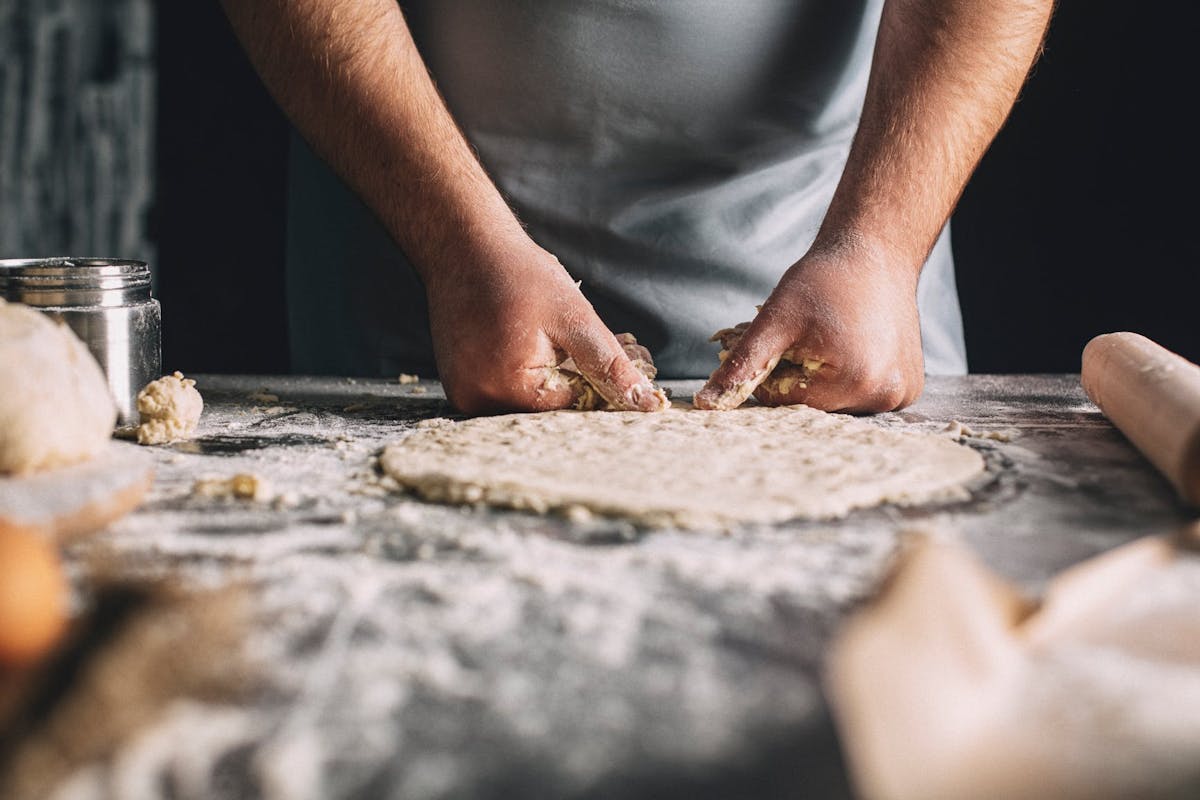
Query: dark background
156 2 1200 376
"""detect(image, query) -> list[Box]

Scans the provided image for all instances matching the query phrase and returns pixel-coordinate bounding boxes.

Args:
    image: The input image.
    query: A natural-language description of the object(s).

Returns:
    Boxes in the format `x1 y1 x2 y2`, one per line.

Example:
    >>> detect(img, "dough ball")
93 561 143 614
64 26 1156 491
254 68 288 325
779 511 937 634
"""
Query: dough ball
0 298 117 475
136 371 204 445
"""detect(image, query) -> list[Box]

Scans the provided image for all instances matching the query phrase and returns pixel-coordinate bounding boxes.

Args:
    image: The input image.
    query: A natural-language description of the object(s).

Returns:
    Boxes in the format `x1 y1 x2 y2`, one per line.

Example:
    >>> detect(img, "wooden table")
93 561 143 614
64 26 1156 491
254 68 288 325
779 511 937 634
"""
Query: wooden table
58 374 1191 799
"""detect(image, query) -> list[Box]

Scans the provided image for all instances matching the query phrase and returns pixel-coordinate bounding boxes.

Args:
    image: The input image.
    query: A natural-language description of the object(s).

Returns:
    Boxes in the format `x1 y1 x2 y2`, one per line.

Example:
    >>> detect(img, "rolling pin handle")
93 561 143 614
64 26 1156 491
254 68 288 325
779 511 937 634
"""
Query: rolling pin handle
1081 332 1200 506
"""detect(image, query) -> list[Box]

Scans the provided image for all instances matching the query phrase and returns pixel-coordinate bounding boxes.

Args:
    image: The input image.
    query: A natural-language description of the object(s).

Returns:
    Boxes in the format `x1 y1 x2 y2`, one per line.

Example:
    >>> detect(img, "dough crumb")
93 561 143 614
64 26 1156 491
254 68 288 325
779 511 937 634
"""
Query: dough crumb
397 373 420 385
943 420 1018 442
249 391 280 404
136 371 204 445
561 504 594 523
192 473 273 502
272 491 301 510
943 420 975 438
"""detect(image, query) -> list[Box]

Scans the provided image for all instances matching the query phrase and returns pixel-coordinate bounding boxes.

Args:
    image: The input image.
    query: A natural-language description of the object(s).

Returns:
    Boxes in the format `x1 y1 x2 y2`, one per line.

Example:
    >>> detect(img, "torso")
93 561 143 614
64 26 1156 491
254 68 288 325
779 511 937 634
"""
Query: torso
287 0 967 377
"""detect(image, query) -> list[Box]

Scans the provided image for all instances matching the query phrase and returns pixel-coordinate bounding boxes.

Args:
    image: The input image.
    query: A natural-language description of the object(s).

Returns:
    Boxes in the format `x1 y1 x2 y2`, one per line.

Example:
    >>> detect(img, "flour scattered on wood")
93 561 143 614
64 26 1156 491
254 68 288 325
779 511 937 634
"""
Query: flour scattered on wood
944 420 1019 442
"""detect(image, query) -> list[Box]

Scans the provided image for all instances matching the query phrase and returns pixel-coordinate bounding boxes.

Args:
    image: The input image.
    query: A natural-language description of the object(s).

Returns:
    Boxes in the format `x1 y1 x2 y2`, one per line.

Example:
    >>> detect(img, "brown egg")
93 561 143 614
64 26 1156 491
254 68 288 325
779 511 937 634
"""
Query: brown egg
0 528 68 665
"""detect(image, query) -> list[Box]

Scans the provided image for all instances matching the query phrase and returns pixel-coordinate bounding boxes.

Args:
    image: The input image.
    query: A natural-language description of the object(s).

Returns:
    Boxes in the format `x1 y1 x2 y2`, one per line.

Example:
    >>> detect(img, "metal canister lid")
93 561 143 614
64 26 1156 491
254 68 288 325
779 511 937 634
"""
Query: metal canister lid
0 257 152 308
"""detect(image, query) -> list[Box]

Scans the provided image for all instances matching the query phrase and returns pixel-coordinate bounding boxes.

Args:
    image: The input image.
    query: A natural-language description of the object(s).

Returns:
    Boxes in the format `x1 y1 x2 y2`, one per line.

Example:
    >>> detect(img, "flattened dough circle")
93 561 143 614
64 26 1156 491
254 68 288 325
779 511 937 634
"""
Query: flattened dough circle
381 405 985 529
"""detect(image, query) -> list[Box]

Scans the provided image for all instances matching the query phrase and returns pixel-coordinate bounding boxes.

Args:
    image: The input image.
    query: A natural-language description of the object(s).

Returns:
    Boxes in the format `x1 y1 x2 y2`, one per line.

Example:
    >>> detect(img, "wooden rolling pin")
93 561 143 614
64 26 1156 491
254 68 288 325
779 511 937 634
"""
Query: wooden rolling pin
1081 332 1200 506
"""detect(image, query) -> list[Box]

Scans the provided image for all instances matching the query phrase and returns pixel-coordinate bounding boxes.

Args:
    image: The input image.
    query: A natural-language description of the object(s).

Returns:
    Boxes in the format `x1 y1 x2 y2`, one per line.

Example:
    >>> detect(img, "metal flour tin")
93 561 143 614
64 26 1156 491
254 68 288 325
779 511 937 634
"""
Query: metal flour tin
0 257 162 425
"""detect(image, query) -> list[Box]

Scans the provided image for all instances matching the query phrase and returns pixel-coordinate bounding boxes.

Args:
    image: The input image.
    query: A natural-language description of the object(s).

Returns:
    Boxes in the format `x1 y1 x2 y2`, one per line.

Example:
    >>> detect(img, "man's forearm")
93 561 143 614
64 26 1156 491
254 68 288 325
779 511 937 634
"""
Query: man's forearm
815 0 1054 269
219 0 524 288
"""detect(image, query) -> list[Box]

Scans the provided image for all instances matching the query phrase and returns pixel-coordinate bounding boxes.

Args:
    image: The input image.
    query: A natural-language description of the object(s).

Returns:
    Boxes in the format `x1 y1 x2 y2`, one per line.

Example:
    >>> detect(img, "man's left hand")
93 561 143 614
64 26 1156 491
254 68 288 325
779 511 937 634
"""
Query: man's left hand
694 241 925 413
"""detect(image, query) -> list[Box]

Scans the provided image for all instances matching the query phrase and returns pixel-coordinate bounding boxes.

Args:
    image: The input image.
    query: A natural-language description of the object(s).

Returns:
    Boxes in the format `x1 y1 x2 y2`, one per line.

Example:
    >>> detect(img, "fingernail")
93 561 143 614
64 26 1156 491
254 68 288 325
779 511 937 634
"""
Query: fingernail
694 383 750 411
692 385 718 410
629 382 669 412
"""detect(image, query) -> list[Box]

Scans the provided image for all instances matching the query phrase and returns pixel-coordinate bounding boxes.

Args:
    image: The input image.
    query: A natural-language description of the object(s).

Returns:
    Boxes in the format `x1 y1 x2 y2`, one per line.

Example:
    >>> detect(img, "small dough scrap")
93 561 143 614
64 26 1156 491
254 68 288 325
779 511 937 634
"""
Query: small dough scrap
943 420 1019 443
381 404 985 529
548 332 669 411
192 473 273 502
0 298 117 474
136 371 204 445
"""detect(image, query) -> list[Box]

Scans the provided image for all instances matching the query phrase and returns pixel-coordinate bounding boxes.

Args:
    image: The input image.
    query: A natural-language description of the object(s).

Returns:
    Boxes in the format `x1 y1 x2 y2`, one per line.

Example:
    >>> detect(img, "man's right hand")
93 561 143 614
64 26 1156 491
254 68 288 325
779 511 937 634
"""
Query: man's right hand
425 237 668 415
219 0 667 416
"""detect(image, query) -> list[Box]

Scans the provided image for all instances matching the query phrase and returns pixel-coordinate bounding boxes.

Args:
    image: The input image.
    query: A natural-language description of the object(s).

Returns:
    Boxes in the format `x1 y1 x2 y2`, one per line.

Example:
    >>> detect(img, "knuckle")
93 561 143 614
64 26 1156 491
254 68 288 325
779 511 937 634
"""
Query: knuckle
877 387 907 412
601 353 626 384
908 372 926 403
866 370 916 412
444 376 514 415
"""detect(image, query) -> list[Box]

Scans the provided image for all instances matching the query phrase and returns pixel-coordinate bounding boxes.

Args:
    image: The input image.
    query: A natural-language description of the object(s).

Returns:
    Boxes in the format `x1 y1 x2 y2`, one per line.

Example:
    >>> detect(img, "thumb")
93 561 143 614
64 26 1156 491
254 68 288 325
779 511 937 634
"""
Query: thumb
694 311 796 410
556 322 669 412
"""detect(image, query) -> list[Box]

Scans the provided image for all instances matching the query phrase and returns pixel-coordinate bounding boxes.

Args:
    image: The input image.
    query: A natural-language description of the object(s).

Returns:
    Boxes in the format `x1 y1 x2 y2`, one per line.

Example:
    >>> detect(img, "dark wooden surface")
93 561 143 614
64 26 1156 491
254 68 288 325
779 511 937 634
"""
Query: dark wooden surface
50 374 1193 799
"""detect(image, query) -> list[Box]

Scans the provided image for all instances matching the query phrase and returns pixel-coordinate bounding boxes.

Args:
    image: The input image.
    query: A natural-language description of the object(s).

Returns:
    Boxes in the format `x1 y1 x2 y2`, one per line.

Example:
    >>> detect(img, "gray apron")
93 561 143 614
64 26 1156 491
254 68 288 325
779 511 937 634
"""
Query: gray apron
287 0 967 378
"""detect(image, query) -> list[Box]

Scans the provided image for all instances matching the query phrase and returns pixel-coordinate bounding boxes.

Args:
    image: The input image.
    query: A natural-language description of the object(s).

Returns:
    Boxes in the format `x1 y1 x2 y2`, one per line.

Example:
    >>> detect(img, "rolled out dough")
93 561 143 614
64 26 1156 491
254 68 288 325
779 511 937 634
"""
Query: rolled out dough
380 404 985 529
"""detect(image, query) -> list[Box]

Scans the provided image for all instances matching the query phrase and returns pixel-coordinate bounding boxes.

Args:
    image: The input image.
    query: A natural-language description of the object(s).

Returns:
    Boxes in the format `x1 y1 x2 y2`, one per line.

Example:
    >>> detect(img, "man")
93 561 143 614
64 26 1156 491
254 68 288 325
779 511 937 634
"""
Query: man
221 0 1053 414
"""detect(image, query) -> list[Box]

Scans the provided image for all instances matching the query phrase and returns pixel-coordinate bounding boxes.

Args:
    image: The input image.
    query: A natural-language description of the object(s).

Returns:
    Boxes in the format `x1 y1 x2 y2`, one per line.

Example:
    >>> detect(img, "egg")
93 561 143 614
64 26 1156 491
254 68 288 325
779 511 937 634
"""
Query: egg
0 528 68 665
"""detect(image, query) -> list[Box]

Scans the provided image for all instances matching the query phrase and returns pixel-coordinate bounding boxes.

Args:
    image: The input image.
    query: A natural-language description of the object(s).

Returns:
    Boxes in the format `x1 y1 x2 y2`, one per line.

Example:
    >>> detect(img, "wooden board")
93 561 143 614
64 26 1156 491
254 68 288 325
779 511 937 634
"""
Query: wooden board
0 443 154 541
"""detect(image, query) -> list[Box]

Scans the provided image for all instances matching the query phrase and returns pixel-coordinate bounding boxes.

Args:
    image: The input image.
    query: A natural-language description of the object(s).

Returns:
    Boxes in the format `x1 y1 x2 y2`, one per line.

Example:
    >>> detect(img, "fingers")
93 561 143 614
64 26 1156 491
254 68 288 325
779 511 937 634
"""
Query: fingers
555 324 669 412
431 247 670 415
694 308 795 410
756 370 857 412
754 365 923 413
441 323 666 415
443 328 578 414
694 306 922 413
447 368 582 415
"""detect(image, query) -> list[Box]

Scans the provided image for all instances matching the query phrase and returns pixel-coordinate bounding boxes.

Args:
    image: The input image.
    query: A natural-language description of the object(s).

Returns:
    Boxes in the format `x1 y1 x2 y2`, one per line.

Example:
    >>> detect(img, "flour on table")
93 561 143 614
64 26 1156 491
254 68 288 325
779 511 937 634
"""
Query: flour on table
136 372 203 445
0 298 116 474
380 404 985 529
